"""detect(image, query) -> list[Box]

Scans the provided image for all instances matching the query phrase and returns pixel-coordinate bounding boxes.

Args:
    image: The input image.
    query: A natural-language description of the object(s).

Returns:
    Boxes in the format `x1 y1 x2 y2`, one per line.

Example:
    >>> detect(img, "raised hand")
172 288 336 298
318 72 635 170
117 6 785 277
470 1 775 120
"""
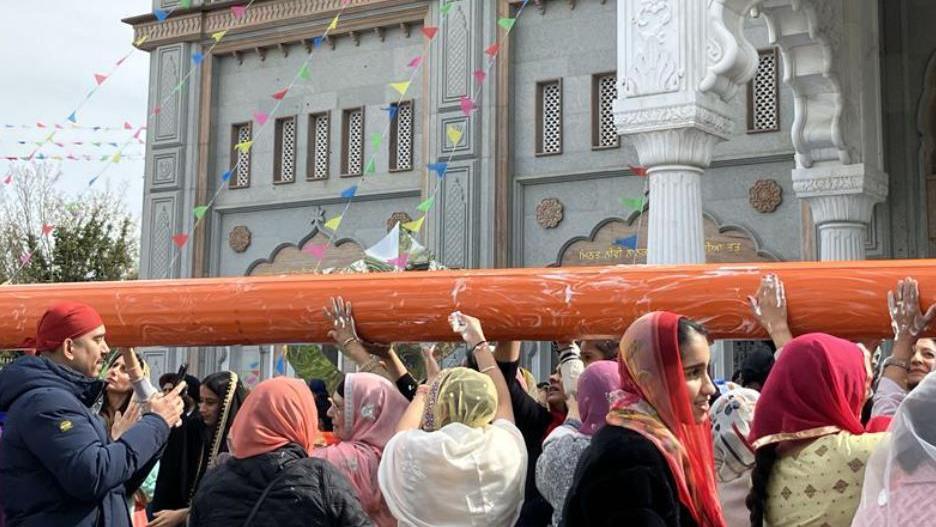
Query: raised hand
888 277 936 341
323 296 360 347
747 274 793 348
111 400 141 440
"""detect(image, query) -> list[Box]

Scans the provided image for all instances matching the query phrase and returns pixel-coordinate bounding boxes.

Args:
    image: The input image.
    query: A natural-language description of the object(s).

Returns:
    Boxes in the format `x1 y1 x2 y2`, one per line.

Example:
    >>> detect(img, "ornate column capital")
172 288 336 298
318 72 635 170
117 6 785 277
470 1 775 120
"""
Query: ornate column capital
792 163 887 225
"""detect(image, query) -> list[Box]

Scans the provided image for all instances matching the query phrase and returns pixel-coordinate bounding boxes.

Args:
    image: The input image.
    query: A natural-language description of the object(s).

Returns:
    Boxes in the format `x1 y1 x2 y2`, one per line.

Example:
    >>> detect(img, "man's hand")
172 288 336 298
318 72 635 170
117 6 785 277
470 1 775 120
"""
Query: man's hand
148 382 186 428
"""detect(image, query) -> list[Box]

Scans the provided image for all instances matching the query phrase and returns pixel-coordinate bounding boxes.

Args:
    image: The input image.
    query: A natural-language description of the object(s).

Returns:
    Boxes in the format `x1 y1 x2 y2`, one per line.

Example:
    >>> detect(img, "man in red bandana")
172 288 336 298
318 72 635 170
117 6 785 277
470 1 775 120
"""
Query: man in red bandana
0 301 185 527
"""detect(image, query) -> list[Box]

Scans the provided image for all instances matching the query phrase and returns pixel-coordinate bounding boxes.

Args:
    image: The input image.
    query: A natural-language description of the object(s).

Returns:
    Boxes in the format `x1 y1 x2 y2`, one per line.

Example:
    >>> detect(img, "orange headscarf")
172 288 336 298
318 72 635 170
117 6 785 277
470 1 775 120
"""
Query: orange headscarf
229 377 318 459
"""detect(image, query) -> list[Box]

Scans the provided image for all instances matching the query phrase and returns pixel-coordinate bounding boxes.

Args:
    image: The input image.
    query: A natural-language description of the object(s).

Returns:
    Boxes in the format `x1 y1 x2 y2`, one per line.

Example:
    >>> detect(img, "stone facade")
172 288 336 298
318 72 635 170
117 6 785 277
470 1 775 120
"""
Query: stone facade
127 0 935 383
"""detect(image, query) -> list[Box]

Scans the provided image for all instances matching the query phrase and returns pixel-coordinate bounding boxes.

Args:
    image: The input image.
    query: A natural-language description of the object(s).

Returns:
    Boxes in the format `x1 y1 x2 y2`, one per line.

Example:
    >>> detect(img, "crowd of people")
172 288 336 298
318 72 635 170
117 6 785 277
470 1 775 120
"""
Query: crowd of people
0 274 935 526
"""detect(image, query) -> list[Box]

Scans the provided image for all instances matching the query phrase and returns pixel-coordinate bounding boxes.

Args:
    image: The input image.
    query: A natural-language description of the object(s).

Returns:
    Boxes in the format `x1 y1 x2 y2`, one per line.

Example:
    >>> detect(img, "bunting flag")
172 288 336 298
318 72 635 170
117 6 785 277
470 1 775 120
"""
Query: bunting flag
365 223 400 261
340 185 358 199
498 17 516 31
328 14 340 31
192 52 204 65
181 0 192 7
364 158 376 174
221 170 233 182
154 8 169 22
389 81 411 96
629 165 648 177
20 252 32 266
298 64 311 80
324 215 342 231
123 122 133 130
94 73 108 85
172 233 189 248
111 152 121 164
427 162 448 178
67 112 78 124
388 253 409 268
446 125 463 145
383 105 399 120
402 215 426 233
253 111 269 126
620 197 645 210
134 35 148 47
153 106 162 115
193 206 209 219
235 140 253 154
407 56 423 68
212 30 228 43
312 36 324 48
371 133 383 150
459 96 477 116
473 70 486 83
485 42 500 57
303 243 328 259
613 235 638 249
87 176 99 186
3 174 12 185
231 5 247 18
417 197 434 212
41 224 54 236
36 122 46 128
440 1 455 15
421 27 439 40
272 88 289 100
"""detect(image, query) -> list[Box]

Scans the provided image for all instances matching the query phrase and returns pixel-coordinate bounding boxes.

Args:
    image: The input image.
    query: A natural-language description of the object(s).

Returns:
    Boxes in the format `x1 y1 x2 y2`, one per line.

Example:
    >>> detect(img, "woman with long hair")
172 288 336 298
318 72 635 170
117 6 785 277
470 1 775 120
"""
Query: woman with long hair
150 370 247 527
562 312 724 526
188 377 372 526
311 372 407 527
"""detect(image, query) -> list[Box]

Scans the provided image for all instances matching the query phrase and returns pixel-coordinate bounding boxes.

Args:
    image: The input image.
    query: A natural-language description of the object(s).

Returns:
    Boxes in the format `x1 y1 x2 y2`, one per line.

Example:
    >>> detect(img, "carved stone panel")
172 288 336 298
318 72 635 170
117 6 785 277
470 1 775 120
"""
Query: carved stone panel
151 146 182 189
621 0 684 97
536 198 564 229
441 169 470 268
154 45 184 144
229 225 252 253
748 179 783 213
149 198 175 279
441 1 470 103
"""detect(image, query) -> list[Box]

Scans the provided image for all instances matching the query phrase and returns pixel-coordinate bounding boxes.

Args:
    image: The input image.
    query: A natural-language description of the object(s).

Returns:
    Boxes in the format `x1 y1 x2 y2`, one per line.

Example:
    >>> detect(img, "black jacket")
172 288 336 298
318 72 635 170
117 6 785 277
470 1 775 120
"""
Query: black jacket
189 443 373 527
0 356 169 527
561 426 697 527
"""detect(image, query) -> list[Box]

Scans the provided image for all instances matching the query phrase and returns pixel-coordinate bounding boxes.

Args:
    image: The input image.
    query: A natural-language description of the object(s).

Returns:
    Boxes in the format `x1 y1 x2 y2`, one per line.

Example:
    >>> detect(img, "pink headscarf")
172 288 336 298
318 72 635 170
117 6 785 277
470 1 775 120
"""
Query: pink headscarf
229 377 317 459
311 373 407 527
576 360 619 436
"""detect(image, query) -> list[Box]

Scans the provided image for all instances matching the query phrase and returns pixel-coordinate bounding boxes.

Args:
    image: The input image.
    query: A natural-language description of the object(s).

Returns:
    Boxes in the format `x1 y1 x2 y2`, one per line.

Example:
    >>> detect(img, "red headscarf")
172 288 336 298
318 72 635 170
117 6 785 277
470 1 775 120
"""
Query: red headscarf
25 301 104 354
607 311 725 527
749 333 867 449
229 377 318 459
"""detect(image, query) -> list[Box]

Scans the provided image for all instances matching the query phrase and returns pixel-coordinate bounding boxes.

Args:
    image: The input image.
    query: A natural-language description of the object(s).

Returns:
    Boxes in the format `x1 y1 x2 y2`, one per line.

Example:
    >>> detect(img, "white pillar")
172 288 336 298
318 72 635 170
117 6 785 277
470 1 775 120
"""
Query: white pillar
647 169 705 264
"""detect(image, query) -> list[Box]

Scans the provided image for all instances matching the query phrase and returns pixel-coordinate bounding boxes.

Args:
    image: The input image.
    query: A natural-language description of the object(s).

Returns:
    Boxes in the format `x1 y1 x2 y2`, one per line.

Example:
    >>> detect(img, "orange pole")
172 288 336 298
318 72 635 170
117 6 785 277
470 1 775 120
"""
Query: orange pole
1 260 935 348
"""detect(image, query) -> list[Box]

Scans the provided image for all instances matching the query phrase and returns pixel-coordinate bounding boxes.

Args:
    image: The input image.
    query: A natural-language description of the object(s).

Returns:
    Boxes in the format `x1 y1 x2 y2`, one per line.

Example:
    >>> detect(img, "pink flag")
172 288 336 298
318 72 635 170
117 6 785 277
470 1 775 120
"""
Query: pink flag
388 253 409 268
421 27 438 40
36 122 46 128
172 233 189 248
303 244 328 259
124 121 133 130
230 5 247 18
94 73 108 85
485 42 500 57
253 111 269 126
628 165 648 177
271 88 288 100
407 56 423 68
459 96 477 116
41 224 55 236
4 174 12 184
473 70 486 83
20 252 31 265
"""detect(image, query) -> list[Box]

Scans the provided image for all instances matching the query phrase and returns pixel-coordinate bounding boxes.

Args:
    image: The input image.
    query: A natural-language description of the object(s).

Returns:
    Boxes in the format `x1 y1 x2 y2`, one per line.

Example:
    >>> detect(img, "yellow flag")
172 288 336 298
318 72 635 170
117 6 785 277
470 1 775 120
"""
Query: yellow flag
134 35 148 46
328 14 340 31
235 140 254 154
390 81 411 96
111 152 121 164
212 30 228 43
324 215 342 231
446 125 463 145
402 215 426 233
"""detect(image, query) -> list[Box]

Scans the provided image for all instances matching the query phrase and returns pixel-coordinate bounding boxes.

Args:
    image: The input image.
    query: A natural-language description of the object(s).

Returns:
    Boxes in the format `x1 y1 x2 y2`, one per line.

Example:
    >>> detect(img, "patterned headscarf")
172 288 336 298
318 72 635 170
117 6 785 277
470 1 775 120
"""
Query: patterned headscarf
710 385 759 482
422 367 497 431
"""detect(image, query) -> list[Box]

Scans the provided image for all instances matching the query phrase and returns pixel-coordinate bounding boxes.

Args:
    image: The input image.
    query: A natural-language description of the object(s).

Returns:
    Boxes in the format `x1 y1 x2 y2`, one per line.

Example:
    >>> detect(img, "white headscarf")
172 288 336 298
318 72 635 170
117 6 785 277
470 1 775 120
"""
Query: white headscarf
853 373 936 526
377 420 527 526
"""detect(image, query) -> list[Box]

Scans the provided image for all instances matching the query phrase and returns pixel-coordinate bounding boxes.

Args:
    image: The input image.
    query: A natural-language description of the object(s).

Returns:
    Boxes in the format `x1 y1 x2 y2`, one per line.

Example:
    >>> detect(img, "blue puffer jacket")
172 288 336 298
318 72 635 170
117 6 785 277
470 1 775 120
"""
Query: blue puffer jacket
0 356 170 527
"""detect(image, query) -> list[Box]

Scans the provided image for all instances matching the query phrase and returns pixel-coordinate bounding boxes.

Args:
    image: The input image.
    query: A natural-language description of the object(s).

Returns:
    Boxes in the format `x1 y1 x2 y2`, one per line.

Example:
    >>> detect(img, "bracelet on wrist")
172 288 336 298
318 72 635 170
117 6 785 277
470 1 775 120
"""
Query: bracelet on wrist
342 336 360 348
480 365 497 374
470 340 490 355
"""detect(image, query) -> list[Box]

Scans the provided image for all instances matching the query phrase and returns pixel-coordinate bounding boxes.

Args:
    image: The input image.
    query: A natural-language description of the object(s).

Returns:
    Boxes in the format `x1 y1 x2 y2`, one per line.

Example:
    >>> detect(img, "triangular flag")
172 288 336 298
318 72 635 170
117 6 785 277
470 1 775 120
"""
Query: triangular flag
253 111 269 126
485 42 500 57
41 224 54 236
340 185 358 199
124 121 133 130
383 105 399 120
312 36 324 48
390 81 411 96
446 124 463 145
55 123 64 129
20 252 32 265
192 52 204 65
417 197 435 212
365 158 376 174
94 73 108 85
498 17 516 31
172 233 189 248
235 140 254 153
365 223 400 261
92 141 102 147
36 121 46 128
111 152 122 164
67 112 77 123
421 27 438 40
212 30 228 43
388 253 409 269
613 235 638 249
407 56 423 68
134 35 148 46
303 243 328 259
180 0 192 8
629 165 648 177
108 142 119 147
3 174 12 185
272 88 288 100
193 206 209 219
402 216 426 233
427 162 448 178
324 215 342 231
221 170 233 182
620 197 646 210
473 70 486 83
153 105 162 115
459 96 477 116
371 133 383 150
231 5 247 18
327 14 340 30
440 1 454 15
154 8 169 21
298 64 310 80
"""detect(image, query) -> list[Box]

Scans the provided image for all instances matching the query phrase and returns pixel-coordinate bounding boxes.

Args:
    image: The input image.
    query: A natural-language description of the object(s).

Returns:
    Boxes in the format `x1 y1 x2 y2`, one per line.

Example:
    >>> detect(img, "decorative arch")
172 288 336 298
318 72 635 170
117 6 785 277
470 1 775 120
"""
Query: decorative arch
244 225 365 276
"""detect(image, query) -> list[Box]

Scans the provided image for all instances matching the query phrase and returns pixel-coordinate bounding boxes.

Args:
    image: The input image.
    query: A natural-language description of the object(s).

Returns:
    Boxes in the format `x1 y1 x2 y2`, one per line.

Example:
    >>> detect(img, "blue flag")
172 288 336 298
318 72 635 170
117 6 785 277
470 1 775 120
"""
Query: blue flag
613 235 638 249
67 112 77 123
340 185 358 199
312 36 324 48
427 162 449 178
154 8 169 21
382 104 399 121
192 52 204 65
221 170 232 182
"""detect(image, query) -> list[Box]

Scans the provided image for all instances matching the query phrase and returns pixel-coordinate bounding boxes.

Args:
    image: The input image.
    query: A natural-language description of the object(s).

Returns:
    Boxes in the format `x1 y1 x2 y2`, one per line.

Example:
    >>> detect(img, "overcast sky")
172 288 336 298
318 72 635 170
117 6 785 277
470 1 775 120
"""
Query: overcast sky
0 1 152 224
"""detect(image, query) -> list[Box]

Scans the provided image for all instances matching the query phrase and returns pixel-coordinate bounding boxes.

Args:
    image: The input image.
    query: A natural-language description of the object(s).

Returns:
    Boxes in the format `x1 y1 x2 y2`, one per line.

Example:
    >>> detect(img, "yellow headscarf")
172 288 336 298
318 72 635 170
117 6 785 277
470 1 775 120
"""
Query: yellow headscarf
422 367 497 431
